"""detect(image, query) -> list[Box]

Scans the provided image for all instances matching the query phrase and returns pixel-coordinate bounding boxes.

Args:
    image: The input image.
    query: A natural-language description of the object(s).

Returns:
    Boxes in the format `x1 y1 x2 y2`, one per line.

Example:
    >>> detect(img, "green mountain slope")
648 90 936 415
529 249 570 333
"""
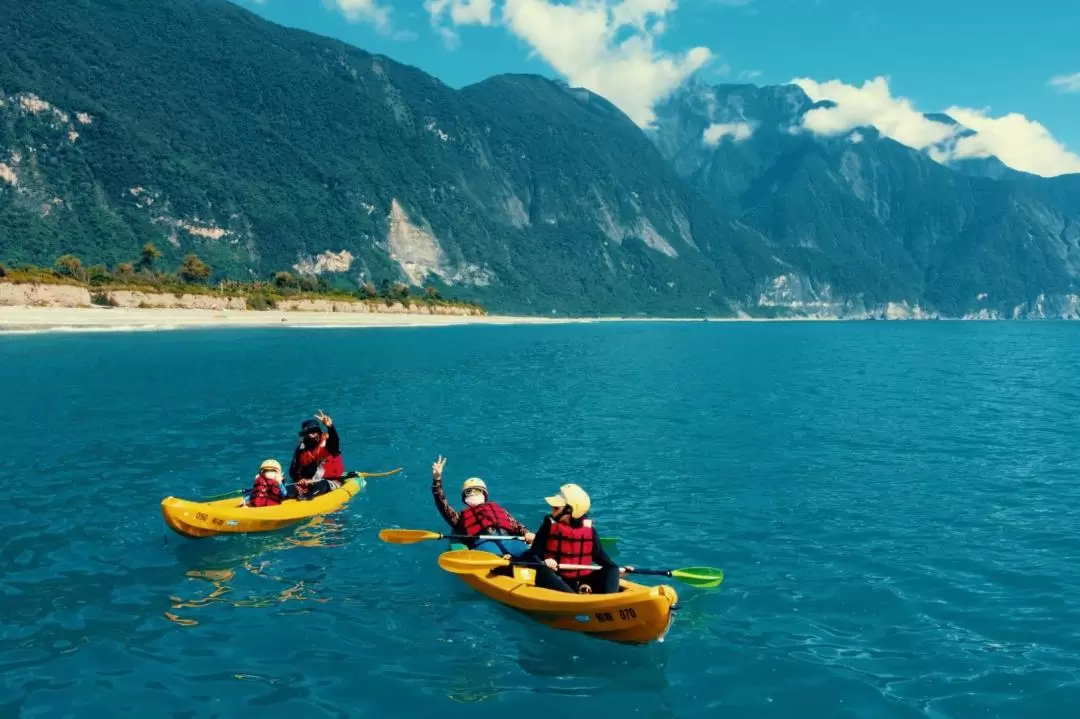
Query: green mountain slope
0 0 776 315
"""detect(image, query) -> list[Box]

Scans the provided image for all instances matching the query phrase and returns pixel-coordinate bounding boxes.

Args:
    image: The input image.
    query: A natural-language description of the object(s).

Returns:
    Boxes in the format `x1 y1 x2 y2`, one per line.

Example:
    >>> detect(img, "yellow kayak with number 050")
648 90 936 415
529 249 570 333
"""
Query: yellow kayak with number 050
439 547 679 644
161 477 365 539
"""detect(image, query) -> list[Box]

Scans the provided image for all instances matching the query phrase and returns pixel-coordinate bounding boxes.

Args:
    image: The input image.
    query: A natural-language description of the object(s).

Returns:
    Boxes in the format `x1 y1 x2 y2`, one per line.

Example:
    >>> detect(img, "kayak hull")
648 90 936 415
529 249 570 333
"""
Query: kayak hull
161 477 364 539
440 547 678 645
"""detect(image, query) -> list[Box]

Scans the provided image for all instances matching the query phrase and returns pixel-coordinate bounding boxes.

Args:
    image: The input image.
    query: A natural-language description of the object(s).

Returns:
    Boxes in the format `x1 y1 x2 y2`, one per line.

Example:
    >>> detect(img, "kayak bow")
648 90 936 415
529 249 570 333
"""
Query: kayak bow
161 476 365 539
436 548 679 644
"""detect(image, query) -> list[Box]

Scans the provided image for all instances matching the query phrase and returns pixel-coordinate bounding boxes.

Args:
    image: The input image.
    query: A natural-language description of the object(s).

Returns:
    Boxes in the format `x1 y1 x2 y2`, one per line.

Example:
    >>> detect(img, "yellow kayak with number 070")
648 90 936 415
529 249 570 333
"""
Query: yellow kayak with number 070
161 477 365 539
439 547 679 644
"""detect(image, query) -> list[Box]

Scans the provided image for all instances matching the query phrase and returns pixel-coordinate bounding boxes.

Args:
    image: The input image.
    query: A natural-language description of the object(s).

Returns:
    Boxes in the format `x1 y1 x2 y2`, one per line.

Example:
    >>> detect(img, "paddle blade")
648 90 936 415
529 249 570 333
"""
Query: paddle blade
671 566 725 588
599 537 618 551
360 467 403 478
437 549 510 575
203 489 244 502
378 529 443 545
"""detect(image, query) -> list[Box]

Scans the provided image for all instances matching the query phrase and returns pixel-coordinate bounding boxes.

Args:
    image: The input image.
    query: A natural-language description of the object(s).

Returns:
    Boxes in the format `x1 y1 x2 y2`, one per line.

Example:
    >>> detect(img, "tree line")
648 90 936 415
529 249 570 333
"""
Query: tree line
0 243 470 308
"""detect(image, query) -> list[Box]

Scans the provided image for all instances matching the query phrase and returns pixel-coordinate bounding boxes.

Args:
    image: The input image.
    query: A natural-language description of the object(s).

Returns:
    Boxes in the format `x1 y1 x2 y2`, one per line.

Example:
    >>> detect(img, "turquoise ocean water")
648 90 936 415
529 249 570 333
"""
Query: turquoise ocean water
1 322 1078 718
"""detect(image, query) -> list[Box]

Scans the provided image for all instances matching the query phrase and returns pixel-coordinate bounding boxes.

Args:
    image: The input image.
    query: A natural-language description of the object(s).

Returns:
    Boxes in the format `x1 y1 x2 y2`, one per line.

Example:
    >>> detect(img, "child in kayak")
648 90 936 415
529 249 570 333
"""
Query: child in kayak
288 410 344 500
431 455 534 558
246 458 287 507
519 483 621 595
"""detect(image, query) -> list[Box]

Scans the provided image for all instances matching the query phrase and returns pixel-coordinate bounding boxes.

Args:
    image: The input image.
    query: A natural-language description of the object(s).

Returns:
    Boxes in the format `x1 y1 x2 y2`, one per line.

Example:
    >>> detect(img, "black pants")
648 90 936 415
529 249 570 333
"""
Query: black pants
286 479 338 500
533 565 620 594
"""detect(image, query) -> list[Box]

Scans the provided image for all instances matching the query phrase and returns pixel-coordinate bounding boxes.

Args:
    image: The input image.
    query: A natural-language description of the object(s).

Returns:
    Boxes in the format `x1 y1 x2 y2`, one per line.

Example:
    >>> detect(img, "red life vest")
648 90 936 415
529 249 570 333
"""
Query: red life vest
295 433 344 482
459 502 517 536
249 473 283 507
542 518 596 579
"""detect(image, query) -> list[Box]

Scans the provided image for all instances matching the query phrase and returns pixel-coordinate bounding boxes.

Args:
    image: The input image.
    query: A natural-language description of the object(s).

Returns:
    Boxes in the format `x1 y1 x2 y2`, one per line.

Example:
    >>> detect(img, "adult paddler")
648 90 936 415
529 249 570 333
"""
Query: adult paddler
431 455 534 557
288 410 344 499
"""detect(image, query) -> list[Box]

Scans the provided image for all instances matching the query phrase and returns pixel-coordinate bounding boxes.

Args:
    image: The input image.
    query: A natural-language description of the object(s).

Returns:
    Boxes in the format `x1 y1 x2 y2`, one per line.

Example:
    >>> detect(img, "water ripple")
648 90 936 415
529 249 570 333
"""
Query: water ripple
2 323 1080 717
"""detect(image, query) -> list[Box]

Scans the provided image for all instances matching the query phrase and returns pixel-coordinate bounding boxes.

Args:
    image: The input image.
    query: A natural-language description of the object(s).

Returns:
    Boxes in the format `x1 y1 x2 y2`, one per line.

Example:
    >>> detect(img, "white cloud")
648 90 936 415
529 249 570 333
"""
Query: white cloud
424 0 711 127
331 0 392 32
502 0 712 127
413 0 1076 170
792 76 1080 178
433 24 461 49
944 107 1080 176
703 121 754 145
794 77 956 150
426 0 495 48
1049 72 1080 94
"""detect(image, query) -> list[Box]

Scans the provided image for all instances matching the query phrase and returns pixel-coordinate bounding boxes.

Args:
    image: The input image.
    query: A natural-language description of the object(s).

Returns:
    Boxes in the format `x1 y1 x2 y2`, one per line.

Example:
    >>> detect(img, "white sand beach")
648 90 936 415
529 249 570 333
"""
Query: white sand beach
0 304 824 332
0 305 600 332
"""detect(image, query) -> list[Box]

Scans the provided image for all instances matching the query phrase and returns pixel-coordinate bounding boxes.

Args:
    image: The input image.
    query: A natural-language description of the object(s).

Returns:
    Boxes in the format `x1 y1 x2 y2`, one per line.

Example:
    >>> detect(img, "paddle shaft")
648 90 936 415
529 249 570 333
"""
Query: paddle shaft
513 559 671 577
435 549 722 587
377 528 616 551
255 472 359 493
205 472 365 501
430 531 616 550
439 533 531 543
284 472 356 488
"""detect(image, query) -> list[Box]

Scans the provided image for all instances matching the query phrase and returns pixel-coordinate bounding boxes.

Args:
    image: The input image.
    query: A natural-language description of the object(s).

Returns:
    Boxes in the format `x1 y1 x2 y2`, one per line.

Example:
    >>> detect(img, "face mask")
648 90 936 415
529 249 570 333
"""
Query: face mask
264 470 280 481
464 493 485 507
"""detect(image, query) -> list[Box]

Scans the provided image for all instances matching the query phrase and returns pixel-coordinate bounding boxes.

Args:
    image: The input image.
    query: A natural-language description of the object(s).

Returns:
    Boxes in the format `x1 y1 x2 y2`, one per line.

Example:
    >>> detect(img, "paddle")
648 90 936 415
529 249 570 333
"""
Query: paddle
378 528 618 551
203 467 402 502
437 548 725 588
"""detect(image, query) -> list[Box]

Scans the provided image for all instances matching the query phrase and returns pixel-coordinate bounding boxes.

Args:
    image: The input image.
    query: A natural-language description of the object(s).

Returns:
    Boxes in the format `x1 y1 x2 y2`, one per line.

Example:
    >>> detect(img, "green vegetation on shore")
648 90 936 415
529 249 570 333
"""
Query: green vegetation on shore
0 244 485 313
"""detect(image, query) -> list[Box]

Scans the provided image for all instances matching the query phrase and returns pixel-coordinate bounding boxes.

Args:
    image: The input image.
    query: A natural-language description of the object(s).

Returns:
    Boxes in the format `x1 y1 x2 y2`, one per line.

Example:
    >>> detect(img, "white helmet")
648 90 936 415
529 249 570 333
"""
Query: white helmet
544 483 591 519
461 477 488 501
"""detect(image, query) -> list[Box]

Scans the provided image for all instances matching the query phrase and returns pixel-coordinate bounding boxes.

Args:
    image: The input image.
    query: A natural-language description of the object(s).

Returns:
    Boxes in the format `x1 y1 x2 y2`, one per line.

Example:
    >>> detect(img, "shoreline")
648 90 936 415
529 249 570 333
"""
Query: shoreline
0 306 566 333
0 305 840 333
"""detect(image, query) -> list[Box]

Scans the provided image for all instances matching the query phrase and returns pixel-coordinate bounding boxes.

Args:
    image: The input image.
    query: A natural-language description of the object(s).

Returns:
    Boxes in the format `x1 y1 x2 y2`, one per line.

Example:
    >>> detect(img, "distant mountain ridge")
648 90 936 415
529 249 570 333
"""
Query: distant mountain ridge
647 79 1080 319
1 0 1078 318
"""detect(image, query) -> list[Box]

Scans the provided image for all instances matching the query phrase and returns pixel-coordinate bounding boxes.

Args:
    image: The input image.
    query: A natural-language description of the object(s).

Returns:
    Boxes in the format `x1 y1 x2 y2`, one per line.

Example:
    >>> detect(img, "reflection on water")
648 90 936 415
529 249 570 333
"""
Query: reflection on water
165 516 346 626
418 577 676 704
8 323 1080 718
515 631 672 692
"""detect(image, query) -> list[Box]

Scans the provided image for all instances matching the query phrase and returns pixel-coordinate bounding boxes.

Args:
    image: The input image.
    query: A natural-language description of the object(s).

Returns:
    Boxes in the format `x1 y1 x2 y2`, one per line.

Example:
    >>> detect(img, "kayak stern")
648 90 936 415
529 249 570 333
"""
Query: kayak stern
450 562 679 645
161 477 363 539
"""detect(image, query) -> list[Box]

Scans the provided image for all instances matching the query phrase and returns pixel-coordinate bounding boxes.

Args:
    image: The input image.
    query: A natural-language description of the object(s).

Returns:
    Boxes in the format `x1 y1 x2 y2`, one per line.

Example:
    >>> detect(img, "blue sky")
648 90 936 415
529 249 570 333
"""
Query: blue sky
237 0 1080 176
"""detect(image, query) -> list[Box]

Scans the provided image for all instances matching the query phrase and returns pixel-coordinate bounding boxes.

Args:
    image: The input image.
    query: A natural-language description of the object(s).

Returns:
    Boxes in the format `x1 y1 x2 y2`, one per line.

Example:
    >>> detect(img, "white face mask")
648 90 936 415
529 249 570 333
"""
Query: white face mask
264 470 280 481
464 493 485 507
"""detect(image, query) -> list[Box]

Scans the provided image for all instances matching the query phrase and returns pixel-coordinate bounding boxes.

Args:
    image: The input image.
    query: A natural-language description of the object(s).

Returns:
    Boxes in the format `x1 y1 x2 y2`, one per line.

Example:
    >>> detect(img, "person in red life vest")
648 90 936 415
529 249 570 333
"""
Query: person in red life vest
288 410 344 500
431 454 534 557
519 483 622 595
247 458 286 507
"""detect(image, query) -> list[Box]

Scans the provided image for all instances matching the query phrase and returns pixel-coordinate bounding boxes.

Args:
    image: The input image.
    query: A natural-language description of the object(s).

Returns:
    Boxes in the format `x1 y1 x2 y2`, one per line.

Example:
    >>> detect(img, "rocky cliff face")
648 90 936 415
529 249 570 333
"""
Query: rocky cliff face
648 80 1080 318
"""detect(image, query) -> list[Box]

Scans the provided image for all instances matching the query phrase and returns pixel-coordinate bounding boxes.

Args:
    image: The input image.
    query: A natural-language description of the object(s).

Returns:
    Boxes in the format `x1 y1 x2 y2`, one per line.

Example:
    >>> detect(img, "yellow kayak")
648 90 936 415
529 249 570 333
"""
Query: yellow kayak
438 549 679 644
161 477 365 539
